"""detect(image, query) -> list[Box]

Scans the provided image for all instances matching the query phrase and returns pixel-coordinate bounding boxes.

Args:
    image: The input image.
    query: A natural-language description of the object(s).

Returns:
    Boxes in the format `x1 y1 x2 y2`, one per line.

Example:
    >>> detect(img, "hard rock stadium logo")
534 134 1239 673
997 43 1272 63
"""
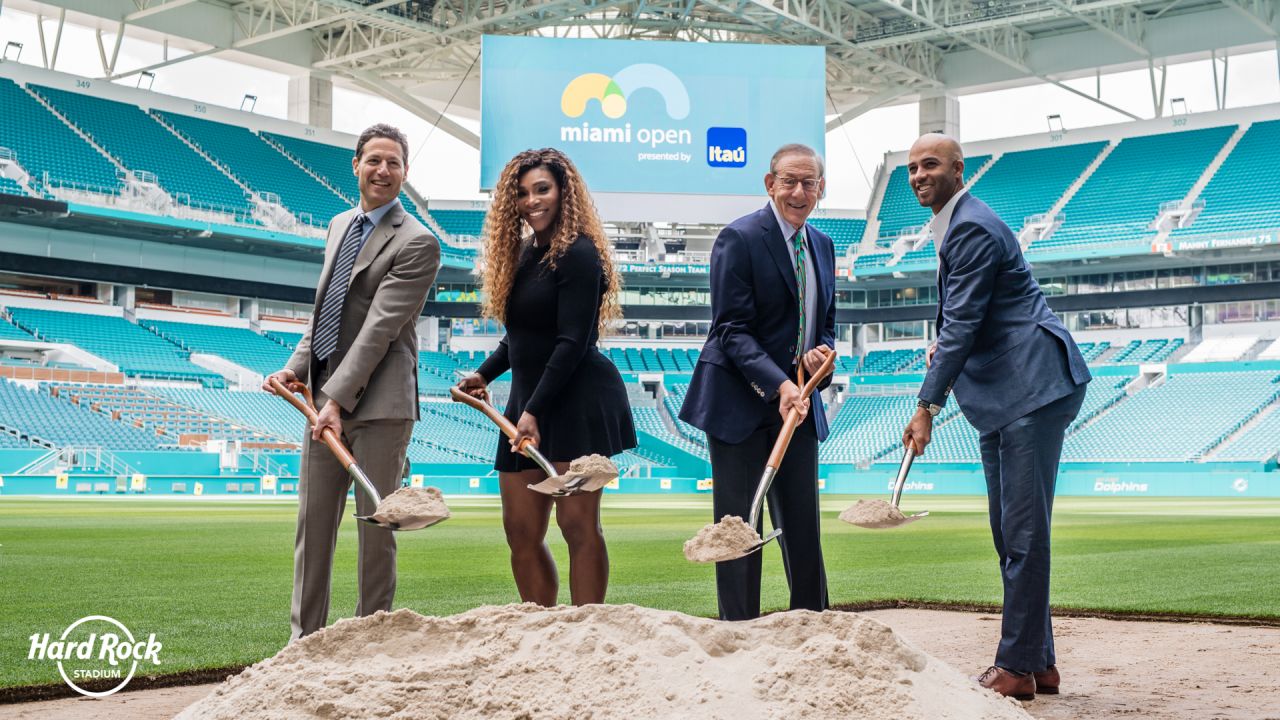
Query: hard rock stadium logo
26 615 163 697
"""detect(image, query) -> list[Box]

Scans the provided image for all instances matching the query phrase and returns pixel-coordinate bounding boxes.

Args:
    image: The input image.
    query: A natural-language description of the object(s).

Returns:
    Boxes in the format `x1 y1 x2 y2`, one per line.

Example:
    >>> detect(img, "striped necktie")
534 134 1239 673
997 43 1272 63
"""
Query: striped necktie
793 227 807 366
312 214 367 362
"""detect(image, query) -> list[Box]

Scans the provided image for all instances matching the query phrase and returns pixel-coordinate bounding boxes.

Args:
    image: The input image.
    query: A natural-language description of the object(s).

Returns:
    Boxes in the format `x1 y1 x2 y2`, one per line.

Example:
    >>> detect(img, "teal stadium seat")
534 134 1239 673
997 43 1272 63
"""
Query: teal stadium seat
0 315 34 341
806 217 867 256
154 111 349 227
0 79 122 196
7 308 224 386
31 85 253 218
1034 126 1235 252
1172 120 1280 240
971 142 1106 233
140 320 294 376
0 176 26 196
1062 371 1280 461
875 154 990 239
0 378 163 450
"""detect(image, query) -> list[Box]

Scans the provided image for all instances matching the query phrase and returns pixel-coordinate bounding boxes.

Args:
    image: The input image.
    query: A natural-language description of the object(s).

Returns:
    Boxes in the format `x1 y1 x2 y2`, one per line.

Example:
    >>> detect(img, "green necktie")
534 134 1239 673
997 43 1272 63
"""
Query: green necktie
794 228 807 366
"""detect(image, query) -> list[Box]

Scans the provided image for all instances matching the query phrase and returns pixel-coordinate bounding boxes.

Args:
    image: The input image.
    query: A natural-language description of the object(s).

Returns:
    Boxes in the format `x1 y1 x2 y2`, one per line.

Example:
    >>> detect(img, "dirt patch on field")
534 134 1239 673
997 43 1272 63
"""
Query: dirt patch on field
2 608 1276 720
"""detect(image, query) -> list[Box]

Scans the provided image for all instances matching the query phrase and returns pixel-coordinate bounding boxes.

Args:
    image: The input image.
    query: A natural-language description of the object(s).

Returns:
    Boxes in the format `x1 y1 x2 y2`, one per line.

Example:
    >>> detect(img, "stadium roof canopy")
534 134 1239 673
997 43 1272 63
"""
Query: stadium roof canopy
9 0 1279 146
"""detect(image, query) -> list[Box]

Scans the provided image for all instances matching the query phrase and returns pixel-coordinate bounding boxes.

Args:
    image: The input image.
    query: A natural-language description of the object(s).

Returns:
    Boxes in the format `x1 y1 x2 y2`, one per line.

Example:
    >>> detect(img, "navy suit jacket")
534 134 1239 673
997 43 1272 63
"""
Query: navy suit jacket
680 204 836 444
920 193 1091 434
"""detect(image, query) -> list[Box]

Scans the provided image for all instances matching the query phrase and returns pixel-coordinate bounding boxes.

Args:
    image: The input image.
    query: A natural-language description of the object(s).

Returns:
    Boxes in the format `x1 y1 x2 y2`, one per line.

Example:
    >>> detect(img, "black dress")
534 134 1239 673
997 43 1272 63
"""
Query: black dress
476 234 637 471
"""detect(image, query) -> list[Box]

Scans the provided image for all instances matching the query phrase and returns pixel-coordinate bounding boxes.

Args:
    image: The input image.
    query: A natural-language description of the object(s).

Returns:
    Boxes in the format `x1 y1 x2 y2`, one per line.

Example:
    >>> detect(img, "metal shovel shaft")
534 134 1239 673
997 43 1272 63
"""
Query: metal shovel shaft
890 446 917 508
269 378 384 507
744 351 839 535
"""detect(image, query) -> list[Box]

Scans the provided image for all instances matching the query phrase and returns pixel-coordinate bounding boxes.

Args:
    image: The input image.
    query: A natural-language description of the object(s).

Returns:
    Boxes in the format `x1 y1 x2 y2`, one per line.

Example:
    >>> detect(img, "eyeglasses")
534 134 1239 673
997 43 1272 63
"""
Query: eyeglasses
774 175 822 193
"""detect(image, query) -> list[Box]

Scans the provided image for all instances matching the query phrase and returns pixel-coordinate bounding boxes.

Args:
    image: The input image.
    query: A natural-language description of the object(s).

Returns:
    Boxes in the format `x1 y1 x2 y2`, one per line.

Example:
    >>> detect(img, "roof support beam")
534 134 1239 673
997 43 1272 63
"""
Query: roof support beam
1221 0 1278 38
345 69 480 150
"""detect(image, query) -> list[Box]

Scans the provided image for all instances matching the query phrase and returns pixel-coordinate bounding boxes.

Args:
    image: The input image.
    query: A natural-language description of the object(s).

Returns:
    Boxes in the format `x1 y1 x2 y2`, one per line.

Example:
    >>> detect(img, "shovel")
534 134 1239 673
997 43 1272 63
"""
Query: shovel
269 378 444 531
840 442 930 529
448 387 588 497
732 349 839 559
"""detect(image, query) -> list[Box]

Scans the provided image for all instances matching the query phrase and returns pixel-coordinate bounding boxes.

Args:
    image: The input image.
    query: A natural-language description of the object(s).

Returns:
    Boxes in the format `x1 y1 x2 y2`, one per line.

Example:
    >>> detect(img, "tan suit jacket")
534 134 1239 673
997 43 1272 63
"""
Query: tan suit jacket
287 201 440 418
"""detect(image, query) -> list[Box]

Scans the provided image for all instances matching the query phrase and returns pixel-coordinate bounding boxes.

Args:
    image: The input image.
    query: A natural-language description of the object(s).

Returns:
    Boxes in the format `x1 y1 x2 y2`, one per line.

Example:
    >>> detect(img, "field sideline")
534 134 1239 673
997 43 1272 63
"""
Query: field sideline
1 495 1277 689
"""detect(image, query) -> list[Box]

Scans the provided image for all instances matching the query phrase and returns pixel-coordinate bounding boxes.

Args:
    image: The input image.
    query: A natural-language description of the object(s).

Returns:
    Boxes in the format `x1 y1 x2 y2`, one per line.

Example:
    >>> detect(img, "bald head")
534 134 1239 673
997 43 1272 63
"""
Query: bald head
907 133 965 213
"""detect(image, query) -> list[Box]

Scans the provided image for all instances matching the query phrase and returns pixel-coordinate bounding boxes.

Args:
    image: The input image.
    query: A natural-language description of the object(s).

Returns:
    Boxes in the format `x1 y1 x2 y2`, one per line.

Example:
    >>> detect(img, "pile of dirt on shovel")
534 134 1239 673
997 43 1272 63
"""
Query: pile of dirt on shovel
176 604 1033 720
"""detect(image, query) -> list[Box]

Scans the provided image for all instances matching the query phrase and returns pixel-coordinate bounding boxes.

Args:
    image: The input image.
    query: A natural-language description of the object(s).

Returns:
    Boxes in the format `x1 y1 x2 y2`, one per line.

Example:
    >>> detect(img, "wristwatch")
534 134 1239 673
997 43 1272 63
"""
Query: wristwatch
917 399 942 417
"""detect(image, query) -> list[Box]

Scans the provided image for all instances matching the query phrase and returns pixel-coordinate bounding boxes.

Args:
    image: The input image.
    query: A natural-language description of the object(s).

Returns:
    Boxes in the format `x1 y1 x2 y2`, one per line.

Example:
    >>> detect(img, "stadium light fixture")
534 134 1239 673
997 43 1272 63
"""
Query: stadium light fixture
3 42 22 62
1171 98 1189 115
241 94 258 112
137 71 155 90
1046 114 1065 133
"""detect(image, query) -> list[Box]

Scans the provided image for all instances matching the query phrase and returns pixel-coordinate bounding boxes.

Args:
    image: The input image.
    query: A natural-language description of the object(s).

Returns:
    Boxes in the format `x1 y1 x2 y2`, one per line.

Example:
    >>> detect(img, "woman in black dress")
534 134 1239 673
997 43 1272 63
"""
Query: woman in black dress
457 148 635 606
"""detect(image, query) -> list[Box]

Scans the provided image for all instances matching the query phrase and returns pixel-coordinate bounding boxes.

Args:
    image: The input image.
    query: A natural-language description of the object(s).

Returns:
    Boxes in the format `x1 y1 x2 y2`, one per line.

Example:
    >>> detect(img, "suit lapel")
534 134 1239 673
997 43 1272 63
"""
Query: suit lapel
348 203 404 289
313 208 358 306
758 205 798 301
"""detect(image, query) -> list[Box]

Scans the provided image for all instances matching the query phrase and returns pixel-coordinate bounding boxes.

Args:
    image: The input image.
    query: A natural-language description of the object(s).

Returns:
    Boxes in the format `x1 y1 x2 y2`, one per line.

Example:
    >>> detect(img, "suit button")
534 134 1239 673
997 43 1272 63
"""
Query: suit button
789 345 796 354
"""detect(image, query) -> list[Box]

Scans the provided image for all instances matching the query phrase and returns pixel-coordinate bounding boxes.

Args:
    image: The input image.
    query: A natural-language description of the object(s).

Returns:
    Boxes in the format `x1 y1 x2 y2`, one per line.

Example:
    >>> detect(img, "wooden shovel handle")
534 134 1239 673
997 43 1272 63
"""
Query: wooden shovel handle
449 387 534 453
765 350 838 470
268 377 356 469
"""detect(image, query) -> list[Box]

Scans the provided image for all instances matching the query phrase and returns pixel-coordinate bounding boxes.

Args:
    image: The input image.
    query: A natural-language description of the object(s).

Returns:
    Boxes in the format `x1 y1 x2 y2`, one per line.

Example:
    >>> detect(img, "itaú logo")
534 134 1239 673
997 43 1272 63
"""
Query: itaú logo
560 63 690 120
27 615 162 697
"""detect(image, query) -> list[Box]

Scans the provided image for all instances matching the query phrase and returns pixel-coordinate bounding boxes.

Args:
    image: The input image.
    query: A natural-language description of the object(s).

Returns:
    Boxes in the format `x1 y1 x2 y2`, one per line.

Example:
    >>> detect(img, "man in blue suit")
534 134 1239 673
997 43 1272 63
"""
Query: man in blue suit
902 134 1091 700
680 143 836 621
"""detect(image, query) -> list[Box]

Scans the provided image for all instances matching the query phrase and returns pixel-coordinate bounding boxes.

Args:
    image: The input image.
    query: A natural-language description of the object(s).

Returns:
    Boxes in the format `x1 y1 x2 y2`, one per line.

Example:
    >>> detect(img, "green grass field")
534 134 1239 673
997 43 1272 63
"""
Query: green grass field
2 495 1278 688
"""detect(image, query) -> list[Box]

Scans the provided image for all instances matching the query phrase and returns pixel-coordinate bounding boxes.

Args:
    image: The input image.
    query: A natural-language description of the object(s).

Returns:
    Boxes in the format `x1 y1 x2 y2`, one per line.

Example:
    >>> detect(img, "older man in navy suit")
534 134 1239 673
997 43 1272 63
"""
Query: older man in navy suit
902 134 1091 700
680 143 836 621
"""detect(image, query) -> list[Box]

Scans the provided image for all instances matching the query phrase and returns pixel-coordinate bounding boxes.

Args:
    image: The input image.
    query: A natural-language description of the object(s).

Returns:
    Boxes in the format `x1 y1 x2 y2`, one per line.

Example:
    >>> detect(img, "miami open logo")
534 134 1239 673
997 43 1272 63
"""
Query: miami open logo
560 63 690 120
27 615 163 697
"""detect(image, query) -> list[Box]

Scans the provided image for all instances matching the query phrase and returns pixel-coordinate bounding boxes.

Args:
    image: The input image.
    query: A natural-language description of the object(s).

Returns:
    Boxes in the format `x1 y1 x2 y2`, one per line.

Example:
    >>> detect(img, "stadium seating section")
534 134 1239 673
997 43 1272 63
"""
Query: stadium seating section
429 209 487 238
0 78 122 196
806 217 867 256
1173 119 1280 240
141 319 293 376
7 308 225 386
1035 126 1235 251
972 141 1106 233
32 85 252 217
0 378 163 450
875 154 990 238
0 176 26 196
154 110 348 226
1063 371 1280 461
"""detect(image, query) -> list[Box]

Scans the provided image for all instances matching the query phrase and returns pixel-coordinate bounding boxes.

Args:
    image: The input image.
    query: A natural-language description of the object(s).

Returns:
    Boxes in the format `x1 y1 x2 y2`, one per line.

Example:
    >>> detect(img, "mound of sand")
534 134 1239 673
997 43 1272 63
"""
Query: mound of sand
840 499 907 528
683 515 762 563
566 453 618 492
371 486 450 527
177 604 1032 720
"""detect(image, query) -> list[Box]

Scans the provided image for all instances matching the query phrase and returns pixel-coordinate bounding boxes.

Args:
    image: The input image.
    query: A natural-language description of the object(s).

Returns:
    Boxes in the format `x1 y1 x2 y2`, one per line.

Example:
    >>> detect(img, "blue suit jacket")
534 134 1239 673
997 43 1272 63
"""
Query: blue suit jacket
680 204 836 444
920 193 1091 434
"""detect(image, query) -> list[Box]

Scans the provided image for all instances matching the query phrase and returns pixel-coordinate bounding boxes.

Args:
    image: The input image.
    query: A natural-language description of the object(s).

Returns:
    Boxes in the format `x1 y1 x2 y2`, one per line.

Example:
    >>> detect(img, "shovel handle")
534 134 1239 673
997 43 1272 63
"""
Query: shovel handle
268 377 356 470
765 350 838 470
449 387 534 453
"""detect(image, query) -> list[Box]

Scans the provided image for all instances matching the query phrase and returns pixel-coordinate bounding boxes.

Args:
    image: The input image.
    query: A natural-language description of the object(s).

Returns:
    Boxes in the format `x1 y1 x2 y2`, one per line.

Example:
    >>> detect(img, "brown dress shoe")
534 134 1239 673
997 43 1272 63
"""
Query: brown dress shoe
1034 665 1060 694
976 666 1036 701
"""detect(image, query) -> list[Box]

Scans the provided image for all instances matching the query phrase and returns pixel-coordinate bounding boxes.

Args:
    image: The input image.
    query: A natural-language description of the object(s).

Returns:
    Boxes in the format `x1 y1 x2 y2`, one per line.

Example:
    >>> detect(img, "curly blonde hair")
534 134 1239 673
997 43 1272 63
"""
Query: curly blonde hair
481 148 621 335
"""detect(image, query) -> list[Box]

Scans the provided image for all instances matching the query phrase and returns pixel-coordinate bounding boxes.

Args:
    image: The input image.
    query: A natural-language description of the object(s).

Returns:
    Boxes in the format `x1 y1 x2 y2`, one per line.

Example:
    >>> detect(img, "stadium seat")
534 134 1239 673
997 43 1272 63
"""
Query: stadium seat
154 111 349 226
7 308 225 386
1033 126 1236 252
0 79 123 197
31 85 253 218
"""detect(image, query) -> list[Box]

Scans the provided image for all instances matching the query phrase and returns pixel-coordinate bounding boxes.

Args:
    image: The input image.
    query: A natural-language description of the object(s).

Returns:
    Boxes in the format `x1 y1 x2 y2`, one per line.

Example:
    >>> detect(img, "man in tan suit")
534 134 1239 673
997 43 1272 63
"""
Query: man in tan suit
263 123 440 640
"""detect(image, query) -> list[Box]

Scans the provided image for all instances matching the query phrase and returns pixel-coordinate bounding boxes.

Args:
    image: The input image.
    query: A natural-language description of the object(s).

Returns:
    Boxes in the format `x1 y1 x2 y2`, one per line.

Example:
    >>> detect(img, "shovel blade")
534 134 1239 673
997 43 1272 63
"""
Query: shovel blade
731 528 782 560
355 513 448 532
